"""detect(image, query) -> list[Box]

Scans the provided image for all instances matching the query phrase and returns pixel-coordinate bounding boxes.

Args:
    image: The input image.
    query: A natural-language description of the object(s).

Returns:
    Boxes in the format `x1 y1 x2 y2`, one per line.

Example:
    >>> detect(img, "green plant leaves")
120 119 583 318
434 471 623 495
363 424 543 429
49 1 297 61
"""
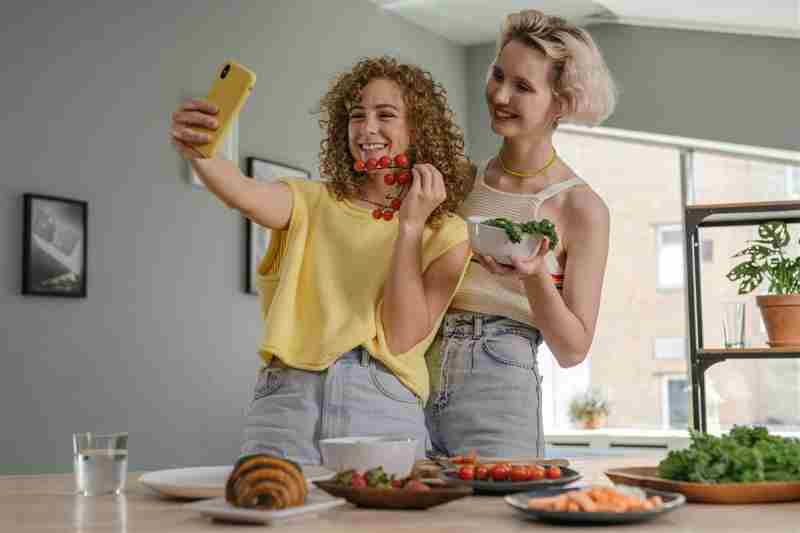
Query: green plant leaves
726 221 800 295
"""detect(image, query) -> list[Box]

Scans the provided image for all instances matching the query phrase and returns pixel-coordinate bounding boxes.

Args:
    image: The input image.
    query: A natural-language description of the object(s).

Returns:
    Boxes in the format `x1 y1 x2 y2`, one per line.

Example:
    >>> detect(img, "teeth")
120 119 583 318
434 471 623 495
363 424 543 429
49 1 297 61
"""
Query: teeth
361 143 387 150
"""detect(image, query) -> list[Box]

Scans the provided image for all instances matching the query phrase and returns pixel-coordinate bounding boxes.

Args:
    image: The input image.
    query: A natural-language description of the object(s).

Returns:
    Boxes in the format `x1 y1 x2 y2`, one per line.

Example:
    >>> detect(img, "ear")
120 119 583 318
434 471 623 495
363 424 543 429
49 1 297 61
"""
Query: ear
551 95 567 126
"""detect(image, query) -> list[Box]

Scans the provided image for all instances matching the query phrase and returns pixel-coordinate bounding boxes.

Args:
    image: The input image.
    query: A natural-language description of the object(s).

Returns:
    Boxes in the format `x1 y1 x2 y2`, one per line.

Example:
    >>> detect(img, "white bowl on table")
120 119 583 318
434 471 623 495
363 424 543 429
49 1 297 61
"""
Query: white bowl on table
318 436 418 477
466 216 543 266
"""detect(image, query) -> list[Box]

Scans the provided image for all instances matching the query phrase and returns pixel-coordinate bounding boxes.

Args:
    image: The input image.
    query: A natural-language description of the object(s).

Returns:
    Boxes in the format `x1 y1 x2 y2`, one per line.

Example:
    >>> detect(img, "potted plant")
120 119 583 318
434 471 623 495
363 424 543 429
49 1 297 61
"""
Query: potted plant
726 220 800 347
568 387 610 430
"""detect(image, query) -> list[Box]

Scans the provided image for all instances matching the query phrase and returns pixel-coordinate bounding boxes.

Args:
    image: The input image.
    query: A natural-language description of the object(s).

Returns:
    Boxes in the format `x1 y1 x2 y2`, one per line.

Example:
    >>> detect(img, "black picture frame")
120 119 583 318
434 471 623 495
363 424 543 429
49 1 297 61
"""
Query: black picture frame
244 157 310 294
22 193 88 298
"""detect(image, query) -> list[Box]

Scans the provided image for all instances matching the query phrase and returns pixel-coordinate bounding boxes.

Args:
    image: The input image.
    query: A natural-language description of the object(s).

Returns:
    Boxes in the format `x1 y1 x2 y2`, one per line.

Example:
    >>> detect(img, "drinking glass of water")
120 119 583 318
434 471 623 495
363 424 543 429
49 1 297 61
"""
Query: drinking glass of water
73 432 128 496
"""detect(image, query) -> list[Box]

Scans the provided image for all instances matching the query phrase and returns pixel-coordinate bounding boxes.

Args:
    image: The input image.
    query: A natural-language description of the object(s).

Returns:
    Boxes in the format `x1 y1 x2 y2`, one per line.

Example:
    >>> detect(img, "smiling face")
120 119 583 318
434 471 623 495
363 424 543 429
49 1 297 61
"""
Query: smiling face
348 78 410 169
486 39 561 139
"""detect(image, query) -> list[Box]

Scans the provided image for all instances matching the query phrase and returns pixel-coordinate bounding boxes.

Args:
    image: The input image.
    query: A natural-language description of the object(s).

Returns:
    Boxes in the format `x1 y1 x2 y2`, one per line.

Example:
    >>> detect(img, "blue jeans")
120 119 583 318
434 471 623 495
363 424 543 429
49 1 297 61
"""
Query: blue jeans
425 311 544 458
241 347 429 465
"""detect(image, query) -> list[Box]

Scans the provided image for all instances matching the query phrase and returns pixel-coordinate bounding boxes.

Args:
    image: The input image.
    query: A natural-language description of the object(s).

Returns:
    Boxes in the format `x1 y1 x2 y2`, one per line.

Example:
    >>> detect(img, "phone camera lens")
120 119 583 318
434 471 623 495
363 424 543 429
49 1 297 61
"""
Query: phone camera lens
221 64 230 79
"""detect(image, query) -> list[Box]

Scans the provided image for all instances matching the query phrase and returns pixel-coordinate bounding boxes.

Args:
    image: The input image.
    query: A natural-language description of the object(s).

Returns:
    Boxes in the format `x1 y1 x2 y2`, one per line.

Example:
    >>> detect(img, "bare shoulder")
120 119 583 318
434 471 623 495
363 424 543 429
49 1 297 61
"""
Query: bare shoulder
560 178 609 244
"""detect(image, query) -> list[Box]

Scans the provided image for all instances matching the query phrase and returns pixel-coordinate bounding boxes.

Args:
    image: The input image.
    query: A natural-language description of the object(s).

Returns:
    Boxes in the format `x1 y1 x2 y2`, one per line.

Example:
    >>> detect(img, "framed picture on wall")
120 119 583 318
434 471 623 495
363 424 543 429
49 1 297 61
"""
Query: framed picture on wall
22 193 88 298
245 157 310 294
189 117 238 188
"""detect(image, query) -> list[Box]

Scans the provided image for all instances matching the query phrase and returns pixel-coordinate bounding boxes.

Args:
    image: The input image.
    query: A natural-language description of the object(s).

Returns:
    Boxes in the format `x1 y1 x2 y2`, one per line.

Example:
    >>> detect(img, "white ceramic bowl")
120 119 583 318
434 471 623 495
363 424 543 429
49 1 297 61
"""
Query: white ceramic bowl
318 436 418 477
466 216 543 265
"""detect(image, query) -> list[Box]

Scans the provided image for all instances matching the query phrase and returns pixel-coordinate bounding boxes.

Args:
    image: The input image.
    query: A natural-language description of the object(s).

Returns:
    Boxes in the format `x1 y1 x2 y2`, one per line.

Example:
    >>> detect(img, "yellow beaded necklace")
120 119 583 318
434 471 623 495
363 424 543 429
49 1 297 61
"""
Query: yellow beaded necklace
499 147 557 178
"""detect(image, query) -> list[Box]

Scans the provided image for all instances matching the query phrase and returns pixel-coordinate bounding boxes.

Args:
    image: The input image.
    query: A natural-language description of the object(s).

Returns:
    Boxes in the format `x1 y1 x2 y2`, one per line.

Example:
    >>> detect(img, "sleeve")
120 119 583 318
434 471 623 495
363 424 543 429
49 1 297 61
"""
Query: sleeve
255 178 321 317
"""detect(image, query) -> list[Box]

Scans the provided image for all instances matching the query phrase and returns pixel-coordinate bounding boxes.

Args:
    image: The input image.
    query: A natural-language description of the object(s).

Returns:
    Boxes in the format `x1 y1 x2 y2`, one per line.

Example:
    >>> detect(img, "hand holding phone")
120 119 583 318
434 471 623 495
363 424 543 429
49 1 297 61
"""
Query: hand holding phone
170 61 256 159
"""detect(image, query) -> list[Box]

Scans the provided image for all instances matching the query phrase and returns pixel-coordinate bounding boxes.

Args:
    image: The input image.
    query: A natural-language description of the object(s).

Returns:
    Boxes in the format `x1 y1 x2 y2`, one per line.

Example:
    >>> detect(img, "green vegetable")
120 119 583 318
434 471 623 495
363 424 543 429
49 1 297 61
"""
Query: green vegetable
658 426 800 483
334 469 355 485
365 466 393 488
483 217 559 250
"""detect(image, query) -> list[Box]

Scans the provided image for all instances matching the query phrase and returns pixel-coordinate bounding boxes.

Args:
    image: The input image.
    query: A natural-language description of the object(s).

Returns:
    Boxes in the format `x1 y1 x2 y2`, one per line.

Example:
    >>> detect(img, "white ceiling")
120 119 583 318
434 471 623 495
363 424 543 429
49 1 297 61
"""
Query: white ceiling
370 0 800 45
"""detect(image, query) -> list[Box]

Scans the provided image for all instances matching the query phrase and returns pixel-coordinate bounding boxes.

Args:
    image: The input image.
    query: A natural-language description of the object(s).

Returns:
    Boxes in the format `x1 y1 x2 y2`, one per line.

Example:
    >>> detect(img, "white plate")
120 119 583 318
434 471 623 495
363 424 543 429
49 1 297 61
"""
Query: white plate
139 465 335 500
185 490 347 525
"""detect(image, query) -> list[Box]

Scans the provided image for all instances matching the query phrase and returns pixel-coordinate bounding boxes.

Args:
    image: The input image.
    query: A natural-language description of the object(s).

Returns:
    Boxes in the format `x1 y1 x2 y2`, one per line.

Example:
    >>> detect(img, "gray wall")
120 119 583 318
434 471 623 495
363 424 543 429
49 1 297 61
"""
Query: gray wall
467 24 800 161
0 1 468 474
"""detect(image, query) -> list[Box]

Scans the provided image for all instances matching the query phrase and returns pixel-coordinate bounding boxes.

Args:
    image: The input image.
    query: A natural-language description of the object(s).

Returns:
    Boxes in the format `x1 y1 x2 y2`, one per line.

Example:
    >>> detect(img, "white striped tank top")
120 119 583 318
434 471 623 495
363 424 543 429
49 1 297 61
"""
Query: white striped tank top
451 160 583 327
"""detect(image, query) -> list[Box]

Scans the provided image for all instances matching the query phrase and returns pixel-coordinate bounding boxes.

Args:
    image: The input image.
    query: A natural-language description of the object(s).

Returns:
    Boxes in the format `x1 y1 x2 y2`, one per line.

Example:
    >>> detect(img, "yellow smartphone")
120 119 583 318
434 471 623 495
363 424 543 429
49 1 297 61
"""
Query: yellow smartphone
195 60 256 159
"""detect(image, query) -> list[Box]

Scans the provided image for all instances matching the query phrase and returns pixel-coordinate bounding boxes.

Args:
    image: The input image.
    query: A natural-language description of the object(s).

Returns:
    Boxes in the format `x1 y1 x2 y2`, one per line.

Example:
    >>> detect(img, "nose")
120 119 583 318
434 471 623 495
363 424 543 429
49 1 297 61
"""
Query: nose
489 80 510 105
364 112 380 134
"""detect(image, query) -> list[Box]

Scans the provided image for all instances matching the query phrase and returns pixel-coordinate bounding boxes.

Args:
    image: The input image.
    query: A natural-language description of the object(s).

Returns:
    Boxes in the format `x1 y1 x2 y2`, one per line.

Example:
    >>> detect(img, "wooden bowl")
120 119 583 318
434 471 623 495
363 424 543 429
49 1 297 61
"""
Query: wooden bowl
605 466 800 504
313 480 472 510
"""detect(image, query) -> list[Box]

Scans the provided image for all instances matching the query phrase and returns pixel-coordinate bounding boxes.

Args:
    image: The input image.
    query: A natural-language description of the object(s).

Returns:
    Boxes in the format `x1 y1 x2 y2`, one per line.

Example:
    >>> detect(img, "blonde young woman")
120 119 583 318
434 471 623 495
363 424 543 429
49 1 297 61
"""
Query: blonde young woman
170 57 471 464
425 10 617 458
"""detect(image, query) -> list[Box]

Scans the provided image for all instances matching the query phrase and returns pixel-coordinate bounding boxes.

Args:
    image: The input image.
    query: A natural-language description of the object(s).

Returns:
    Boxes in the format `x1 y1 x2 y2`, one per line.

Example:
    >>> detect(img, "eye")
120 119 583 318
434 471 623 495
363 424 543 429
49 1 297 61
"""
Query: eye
349 112 365 120
492 67 504 82
379 113 396 120
516 82 531 92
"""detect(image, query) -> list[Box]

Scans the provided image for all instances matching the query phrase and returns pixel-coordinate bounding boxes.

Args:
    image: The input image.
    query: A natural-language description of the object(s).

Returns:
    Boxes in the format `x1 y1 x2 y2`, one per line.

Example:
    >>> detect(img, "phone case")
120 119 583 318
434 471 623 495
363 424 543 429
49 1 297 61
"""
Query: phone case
195 60 256 158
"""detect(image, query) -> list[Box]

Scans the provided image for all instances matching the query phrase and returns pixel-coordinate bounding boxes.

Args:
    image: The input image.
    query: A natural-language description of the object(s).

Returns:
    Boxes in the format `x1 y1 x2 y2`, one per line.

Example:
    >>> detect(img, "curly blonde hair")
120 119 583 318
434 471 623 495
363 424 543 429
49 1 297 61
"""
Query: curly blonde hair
318 56 471 227
497 10 617 126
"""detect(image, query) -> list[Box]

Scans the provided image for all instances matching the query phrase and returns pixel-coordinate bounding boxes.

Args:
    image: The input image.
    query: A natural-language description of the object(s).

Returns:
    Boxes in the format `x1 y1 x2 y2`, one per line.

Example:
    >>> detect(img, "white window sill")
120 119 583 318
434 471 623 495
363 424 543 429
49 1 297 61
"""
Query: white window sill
545 428 690 452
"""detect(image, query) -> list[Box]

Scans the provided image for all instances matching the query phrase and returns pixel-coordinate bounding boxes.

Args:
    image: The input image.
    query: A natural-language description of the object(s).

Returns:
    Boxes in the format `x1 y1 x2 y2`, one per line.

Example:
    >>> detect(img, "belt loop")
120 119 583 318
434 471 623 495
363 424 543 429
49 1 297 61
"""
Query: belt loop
360 348 370 367
473 314 483 339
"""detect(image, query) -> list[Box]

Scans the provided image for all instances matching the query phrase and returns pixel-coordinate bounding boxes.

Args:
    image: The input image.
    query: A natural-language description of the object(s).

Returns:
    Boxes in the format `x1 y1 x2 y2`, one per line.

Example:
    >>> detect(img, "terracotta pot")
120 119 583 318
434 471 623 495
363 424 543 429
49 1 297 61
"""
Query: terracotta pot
756 294 800 347
580 414 606 430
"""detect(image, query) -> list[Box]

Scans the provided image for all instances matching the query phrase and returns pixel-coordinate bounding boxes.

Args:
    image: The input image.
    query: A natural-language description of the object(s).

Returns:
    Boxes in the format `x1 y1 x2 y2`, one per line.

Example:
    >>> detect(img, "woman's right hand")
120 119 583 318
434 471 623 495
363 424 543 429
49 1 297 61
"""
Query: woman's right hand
170 99 219 160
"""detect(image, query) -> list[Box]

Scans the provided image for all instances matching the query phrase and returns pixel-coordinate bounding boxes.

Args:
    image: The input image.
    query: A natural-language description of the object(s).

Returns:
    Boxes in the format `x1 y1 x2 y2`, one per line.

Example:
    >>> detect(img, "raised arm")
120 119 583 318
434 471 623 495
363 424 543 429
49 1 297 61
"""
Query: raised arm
170 98 292 230
381 164 470 354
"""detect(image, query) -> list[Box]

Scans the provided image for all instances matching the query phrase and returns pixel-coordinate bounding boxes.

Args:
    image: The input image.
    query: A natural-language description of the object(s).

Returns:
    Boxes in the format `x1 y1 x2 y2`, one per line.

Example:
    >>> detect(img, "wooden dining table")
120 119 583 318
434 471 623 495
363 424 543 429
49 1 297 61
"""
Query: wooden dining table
5 454 800 532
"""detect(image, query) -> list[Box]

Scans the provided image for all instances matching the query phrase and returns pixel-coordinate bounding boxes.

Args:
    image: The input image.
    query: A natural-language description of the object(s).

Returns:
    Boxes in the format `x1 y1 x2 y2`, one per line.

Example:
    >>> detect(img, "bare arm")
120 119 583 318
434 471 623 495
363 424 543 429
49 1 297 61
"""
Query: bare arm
475 190 610 367
521 196 610 367
381 164 470 354
170 98 292 230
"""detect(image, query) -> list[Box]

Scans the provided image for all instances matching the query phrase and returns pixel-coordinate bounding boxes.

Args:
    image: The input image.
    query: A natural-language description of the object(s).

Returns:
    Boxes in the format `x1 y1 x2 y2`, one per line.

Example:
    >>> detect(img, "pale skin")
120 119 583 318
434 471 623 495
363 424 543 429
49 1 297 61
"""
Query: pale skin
170 77 469 355
471 39 610 368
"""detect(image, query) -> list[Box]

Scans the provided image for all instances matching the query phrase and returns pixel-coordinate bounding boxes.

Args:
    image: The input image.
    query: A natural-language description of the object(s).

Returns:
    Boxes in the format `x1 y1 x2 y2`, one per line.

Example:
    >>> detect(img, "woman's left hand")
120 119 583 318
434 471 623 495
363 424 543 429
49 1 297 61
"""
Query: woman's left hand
398 163 446 229
475 237 550 278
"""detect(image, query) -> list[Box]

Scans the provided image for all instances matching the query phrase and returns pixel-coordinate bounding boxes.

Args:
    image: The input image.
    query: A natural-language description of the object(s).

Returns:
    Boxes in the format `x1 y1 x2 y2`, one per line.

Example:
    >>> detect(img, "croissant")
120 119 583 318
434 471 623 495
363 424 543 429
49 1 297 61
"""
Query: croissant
225 454 307 510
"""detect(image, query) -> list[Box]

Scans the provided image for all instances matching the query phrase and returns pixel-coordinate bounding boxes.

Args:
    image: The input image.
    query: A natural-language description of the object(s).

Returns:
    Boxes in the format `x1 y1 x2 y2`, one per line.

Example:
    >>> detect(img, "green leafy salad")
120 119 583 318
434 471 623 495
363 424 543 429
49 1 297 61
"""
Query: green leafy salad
483 218 559 250
658 426 800 483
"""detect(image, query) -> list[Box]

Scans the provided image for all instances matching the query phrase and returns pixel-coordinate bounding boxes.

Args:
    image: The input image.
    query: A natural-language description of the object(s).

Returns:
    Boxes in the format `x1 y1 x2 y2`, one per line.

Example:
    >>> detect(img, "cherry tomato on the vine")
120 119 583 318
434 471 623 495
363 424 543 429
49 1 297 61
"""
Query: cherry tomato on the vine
490 463 510 482
545 466 562 479
458 465 475 481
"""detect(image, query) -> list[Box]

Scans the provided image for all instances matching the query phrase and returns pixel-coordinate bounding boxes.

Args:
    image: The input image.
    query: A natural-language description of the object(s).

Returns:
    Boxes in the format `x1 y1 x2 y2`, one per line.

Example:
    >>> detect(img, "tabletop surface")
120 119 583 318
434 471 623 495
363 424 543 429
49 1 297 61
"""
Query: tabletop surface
5 454 800 532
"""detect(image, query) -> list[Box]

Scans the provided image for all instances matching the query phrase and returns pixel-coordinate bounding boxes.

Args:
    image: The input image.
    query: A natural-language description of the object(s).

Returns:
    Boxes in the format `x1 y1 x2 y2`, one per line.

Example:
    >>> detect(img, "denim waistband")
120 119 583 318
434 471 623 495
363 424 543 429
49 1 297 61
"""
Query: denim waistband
443 311 541 344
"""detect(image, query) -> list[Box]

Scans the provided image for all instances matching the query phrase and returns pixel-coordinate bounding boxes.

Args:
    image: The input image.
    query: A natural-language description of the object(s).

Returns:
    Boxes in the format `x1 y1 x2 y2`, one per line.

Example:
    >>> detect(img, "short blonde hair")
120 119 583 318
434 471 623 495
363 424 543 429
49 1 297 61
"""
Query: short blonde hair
496 10 617 126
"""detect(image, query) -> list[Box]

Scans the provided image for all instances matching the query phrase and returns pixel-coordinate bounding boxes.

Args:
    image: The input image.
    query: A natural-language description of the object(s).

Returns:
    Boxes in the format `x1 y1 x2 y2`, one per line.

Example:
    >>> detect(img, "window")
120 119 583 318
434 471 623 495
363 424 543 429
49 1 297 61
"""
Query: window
541 126 799 435
700 239 714 263
656 224 684 290
662 376 690 430
654 337 685 360
786 166 800 198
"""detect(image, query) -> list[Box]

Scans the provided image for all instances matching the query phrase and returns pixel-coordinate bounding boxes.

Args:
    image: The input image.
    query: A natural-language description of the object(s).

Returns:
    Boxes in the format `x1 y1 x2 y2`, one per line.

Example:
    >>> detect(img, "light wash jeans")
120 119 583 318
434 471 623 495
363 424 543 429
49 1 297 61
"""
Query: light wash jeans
241 347 429 465
425 311 544 458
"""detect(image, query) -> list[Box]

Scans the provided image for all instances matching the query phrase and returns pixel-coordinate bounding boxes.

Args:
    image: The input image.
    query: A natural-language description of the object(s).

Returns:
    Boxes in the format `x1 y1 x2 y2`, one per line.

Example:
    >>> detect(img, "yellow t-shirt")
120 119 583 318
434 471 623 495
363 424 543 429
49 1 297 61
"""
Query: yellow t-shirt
255 178 469 402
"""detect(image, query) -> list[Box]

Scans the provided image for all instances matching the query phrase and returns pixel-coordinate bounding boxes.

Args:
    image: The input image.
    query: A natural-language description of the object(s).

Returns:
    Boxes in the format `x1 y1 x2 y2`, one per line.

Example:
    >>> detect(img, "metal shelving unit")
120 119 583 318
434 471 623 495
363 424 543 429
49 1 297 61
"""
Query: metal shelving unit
683 200 800 431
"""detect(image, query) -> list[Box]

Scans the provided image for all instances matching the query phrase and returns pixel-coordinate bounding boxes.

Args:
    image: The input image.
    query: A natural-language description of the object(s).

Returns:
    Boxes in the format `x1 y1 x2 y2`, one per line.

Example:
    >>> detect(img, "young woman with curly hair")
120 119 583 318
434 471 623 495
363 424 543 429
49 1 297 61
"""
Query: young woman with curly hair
425 10 618 459
170 56 471 464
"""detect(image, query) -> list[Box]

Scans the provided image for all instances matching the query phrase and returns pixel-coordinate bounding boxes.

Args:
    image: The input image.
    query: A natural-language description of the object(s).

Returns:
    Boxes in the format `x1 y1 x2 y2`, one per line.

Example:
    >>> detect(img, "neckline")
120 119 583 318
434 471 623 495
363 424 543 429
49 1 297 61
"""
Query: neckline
479 158 580 199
